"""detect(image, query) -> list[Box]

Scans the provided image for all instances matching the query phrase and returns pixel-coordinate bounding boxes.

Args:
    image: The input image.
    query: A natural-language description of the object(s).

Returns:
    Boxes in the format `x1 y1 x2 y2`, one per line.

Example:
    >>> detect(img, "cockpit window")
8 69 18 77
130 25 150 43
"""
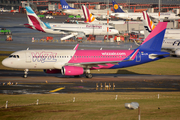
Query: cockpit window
9 55 20 58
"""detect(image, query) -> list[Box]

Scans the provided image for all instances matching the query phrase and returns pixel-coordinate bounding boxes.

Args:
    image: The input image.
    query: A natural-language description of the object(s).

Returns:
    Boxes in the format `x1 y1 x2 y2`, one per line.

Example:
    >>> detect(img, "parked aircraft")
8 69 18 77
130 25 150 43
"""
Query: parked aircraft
2 22 169 78
60 0 112 19
142 11 180 56
82 5 125 25
112 0 180 21
24 6 118 40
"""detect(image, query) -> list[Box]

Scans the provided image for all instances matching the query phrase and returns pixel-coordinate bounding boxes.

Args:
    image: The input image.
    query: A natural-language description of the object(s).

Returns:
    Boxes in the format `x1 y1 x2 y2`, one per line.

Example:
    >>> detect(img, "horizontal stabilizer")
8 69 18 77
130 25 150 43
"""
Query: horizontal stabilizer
149 53 170 59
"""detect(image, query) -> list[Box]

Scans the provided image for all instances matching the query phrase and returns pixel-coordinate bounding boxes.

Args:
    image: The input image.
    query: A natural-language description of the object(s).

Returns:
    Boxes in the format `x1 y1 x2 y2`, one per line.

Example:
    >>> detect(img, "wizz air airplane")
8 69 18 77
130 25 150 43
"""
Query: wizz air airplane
24 6 119 40
60 0 112 19
112 0 180 21
2 22 169 78
82 5 125 25
142 11 180 56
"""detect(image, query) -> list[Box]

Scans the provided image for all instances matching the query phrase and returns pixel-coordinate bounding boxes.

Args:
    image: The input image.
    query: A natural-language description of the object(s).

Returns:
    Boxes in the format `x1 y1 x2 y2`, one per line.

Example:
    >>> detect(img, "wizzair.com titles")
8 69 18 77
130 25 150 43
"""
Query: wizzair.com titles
101 52 126 56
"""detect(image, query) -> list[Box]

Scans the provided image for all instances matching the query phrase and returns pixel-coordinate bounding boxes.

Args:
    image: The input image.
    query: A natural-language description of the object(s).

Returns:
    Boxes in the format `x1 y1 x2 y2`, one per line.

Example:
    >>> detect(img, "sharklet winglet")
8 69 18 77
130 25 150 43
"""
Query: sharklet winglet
73 44 79 50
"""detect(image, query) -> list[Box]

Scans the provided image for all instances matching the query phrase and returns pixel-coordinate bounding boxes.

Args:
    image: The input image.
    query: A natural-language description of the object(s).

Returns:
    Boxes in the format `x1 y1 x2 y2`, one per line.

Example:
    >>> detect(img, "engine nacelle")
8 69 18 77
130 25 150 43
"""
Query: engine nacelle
175 49 180 56
61 66 84 76
44 69 61 74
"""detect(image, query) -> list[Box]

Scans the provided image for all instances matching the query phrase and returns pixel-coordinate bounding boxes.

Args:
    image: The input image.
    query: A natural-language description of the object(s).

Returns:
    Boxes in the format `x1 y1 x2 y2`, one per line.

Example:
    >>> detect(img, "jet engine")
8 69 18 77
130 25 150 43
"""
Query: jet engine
175 49 180 56
61 66 84 76
44 69 61 74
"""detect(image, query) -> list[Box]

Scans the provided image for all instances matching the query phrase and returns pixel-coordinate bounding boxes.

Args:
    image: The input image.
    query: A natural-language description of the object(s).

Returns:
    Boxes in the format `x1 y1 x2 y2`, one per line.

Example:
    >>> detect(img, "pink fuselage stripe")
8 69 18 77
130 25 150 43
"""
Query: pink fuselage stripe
68 50 134 69
28 15 45 32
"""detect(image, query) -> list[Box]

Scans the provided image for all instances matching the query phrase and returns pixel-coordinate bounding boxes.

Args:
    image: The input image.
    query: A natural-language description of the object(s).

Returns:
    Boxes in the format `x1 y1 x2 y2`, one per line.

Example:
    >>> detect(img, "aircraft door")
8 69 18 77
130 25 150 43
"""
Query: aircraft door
26 52 31 63
136 52 141 62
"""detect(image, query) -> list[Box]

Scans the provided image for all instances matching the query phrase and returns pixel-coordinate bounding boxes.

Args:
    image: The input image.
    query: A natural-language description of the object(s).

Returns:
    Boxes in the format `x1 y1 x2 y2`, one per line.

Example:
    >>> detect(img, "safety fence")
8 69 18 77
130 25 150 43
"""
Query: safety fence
1 94 180 109
31 39 130 43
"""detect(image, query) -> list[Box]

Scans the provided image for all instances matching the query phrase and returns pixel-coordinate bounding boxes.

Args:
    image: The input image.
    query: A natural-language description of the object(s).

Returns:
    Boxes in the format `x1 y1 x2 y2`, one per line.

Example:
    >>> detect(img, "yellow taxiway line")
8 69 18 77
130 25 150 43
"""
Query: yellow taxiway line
49 87 65 92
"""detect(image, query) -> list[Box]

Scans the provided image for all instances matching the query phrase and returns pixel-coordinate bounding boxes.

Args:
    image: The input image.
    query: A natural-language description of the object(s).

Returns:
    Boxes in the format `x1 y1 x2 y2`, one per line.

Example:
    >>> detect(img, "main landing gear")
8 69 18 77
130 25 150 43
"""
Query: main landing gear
85 73 92 78
23 69 28 78
85 69 92 78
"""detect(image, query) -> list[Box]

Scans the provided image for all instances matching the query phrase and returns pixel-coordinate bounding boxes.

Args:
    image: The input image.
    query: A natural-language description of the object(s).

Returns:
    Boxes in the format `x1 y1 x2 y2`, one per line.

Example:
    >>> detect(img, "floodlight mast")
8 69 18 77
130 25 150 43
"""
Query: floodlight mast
107 0 109 41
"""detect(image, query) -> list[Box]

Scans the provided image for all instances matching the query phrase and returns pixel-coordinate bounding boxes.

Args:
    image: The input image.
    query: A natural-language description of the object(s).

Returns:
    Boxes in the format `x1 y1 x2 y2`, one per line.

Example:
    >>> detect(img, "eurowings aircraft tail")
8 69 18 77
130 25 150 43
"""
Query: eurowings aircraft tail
82 5 97 23
24 6 51 32
138 22 167 51
60 0 75 9
142 11 156 38
112 0 125 13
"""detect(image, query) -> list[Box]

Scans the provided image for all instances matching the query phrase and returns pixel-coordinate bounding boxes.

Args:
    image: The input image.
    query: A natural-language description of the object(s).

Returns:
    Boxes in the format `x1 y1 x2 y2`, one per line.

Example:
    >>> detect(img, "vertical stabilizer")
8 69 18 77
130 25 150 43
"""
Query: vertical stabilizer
25 6 45 32
142 11 156 38
25 6 51 32
60 0 75 9
82 5 96 23
112 0 125 13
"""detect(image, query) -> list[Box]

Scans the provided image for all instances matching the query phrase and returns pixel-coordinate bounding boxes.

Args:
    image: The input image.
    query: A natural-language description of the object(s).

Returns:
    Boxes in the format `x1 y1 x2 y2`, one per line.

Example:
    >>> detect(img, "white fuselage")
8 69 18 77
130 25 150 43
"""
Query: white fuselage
2 50 75 69
47 23 119 35
162 39 180 50
164 29 180 39
62 9 112 18
114 12 180 20
88 20 125 25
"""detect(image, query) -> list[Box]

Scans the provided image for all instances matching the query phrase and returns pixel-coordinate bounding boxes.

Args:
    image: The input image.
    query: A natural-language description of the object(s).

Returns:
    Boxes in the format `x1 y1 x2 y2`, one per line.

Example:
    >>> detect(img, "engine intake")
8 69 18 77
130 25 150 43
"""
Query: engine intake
61 66 84 76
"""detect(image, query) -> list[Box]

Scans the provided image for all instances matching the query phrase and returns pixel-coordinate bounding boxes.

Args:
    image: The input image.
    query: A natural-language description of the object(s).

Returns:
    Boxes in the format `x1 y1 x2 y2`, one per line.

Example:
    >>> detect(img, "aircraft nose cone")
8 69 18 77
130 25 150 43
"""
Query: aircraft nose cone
2 59 9 67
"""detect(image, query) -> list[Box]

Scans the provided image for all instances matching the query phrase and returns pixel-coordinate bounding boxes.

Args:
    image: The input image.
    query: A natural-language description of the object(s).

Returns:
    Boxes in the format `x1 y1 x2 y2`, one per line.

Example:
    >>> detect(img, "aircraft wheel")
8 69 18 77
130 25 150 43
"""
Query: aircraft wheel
24 74 27 78
86 73 92 78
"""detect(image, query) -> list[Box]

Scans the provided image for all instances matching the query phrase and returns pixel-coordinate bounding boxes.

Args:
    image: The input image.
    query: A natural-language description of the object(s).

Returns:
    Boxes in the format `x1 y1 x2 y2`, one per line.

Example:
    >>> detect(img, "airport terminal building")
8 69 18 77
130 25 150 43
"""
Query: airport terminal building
1 0 180 10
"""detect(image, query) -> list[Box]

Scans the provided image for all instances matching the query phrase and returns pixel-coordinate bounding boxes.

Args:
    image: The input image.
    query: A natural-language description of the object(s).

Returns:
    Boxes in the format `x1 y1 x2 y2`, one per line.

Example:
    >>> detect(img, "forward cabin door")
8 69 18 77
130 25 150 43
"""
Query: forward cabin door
26 52 31 63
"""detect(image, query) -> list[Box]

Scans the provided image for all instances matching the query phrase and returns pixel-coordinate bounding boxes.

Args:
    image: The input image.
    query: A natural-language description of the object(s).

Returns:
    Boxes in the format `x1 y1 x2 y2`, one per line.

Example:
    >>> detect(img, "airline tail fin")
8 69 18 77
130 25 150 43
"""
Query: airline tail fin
142 11 156 38
60 0 75 9
112 0 124 13
25 6 51 32
138 22 167 51
82 5 96 23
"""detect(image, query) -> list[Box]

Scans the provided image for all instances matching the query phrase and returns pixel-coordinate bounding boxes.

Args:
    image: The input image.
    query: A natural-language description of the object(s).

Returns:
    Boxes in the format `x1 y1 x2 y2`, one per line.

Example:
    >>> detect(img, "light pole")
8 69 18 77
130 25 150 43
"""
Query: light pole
106 0 109 41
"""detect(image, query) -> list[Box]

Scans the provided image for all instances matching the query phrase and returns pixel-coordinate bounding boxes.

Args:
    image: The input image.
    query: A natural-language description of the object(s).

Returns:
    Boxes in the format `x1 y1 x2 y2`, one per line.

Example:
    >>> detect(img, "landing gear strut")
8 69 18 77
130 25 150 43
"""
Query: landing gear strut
24 69 28 78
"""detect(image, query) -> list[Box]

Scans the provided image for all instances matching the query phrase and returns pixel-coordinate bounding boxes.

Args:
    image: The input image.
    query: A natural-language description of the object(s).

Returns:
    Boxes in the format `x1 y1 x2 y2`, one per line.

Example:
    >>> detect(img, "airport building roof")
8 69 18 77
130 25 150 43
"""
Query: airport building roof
50 0 180 5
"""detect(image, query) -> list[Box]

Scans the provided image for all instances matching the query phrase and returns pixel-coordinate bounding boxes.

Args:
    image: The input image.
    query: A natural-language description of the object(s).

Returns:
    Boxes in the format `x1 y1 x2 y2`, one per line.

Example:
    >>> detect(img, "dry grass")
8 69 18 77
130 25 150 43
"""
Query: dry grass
0 92 180 120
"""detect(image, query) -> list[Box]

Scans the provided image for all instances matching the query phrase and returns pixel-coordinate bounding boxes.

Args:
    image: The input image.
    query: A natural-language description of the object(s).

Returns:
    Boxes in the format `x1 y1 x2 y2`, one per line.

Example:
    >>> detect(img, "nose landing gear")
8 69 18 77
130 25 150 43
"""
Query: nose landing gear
23 69 29 78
